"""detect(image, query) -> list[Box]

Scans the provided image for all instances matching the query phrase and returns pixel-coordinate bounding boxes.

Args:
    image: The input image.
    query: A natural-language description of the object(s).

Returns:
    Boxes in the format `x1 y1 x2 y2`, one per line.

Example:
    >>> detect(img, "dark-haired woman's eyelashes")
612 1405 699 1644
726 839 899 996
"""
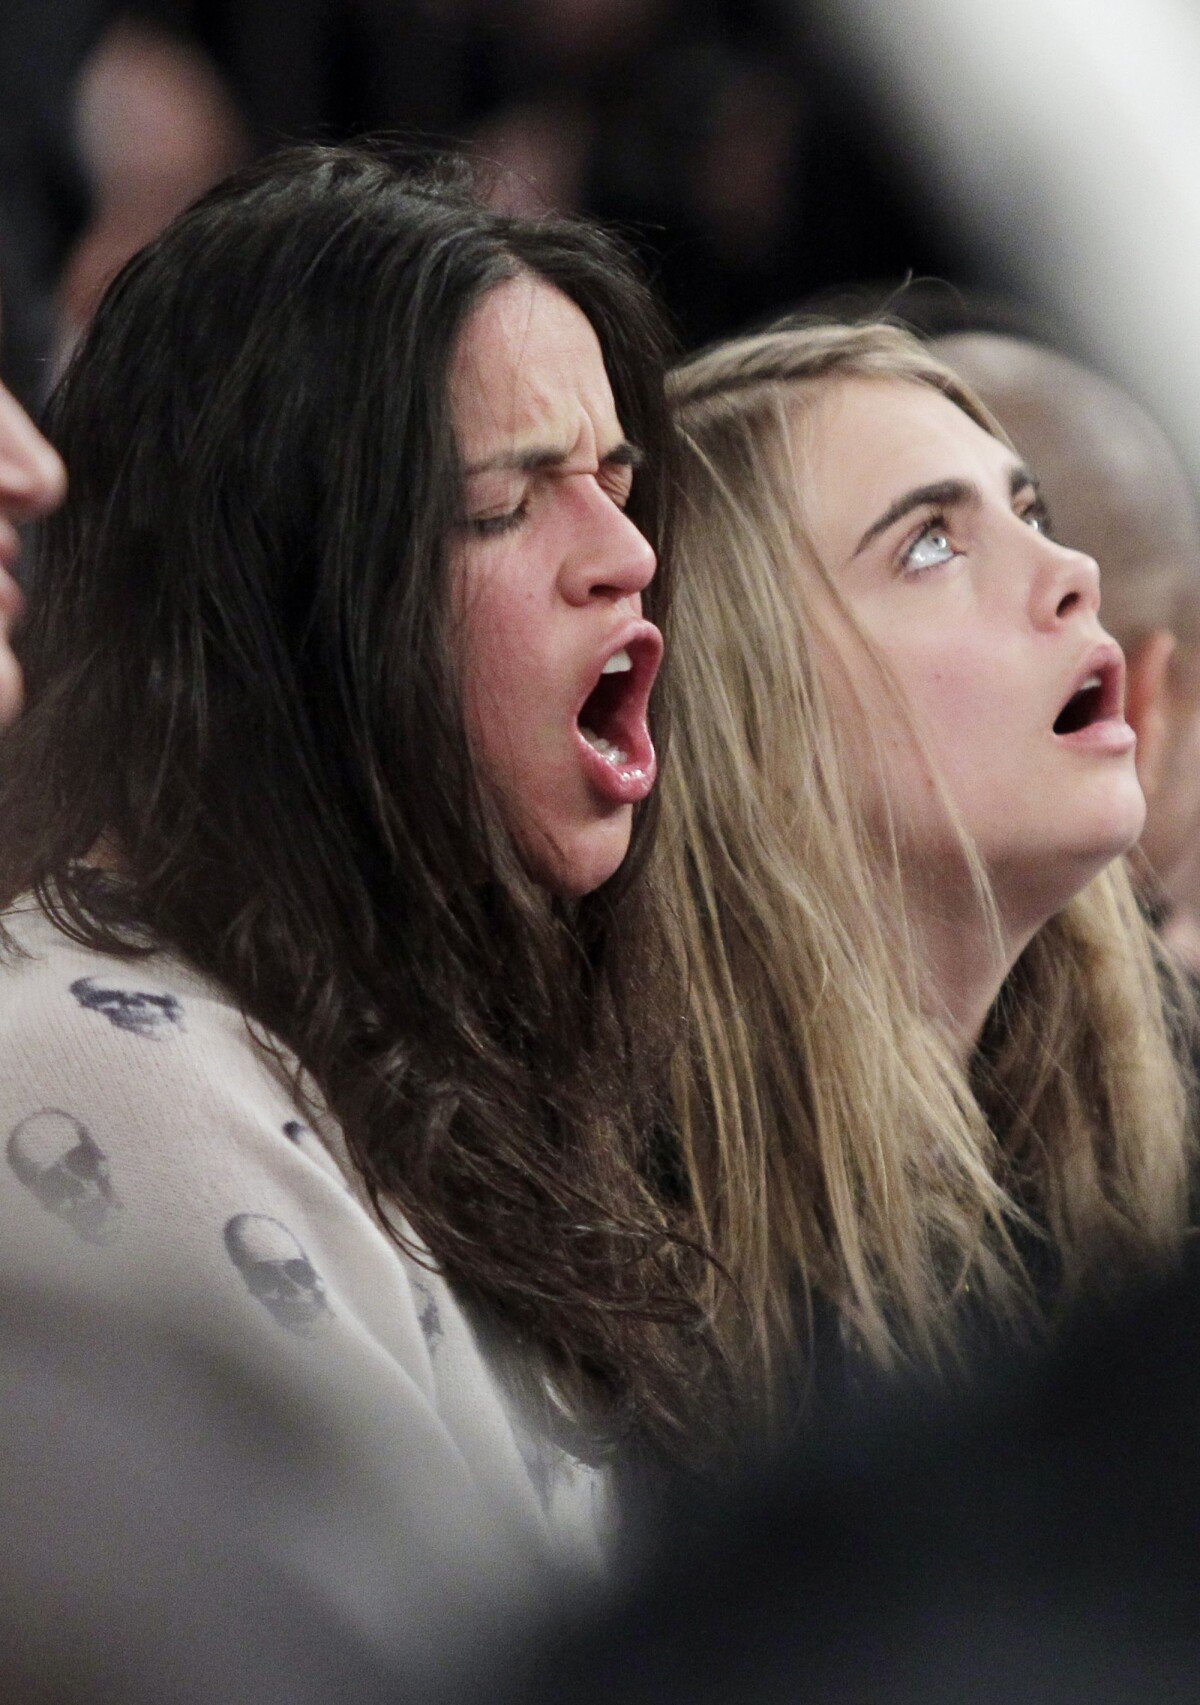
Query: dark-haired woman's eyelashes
599 461 635 510
466 463 633 540
468 502 529 538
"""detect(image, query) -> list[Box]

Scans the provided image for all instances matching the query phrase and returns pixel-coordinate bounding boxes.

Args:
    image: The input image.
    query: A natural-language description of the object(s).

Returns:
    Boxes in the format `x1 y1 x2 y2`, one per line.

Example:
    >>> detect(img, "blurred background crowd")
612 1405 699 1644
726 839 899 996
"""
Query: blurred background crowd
2 0 1036 413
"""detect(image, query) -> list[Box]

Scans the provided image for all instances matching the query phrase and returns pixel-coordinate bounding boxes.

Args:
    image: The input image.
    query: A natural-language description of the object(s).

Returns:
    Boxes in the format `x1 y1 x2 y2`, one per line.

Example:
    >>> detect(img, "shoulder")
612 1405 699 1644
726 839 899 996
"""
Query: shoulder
0 905 376 1341
0 901 289 1071
0 912 465 1456
0 903 339 1187
0 904 610 1567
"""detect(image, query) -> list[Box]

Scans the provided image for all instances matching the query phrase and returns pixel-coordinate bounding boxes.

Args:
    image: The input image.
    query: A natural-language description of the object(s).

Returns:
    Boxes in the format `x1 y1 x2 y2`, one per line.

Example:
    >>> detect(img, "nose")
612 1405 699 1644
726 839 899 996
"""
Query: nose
558 475 657 607
1029 534 1101 632
0 382 67 526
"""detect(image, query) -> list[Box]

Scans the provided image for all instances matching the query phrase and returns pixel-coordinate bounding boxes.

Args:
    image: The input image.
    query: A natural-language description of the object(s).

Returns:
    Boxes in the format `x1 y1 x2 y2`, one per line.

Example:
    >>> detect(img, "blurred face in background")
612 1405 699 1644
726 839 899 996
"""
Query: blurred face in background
0 373 67 726
803 376 1145 934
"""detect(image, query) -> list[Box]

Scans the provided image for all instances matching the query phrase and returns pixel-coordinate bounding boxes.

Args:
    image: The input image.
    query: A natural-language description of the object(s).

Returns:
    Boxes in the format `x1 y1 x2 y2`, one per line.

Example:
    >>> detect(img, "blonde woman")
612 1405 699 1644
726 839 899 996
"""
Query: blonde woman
661 322 1195 1412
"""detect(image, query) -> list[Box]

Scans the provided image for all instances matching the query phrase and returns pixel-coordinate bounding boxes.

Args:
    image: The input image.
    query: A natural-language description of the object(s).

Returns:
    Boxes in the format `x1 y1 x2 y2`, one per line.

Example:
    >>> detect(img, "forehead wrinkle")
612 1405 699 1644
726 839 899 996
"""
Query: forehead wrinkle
464 371 605 478
502 342 603 471
516 285 620 463
498 272 545 459
455 278 621 482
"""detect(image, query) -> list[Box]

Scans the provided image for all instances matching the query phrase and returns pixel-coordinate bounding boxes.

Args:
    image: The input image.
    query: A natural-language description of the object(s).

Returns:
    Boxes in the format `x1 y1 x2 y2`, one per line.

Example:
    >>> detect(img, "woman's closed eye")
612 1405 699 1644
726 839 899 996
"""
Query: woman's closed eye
468 500 529 538
598 460 635 510
467 461 633 538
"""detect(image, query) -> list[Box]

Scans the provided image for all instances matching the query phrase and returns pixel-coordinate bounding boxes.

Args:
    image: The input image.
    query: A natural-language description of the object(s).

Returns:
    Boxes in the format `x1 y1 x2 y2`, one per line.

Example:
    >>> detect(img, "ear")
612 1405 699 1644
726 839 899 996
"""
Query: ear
1125 628 1177 800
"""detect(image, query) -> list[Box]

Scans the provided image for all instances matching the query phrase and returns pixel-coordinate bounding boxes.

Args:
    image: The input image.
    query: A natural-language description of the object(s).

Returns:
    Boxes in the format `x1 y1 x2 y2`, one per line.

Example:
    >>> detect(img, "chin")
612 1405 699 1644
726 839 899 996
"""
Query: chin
993 775 1148 931
1090 767 1149 861
1050 764 1146 874
1047 813 1148 923
523 808 634 900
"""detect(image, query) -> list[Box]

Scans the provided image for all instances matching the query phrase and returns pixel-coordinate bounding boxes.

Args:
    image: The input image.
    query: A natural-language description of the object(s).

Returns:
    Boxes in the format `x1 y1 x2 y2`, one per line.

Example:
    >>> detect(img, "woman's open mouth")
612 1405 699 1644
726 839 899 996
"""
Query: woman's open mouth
1052 643 1136 753
574 623 663 804
1053 673 1107 735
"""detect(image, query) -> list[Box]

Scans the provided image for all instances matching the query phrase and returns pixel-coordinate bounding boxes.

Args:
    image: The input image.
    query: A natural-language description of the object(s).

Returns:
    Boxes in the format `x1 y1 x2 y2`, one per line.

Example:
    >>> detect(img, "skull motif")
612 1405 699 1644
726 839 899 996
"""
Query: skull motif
410 1275 444 1354
7 1109 122 1244
70 977 184 1039
223 1213 329 1334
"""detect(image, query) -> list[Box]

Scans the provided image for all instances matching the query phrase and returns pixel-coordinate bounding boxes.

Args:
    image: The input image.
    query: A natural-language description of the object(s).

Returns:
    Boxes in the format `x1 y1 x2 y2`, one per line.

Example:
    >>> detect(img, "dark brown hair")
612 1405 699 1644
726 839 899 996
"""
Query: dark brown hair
2 145 718 1455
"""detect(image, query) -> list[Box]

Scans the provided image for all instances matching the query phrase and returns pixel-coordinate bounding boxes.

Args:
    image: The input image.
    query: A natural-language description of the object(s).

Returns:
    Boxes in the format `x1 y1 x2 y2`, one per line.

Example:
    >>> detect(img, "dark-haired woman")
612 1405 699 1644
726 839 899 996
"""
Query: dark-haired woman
0 146 708 1581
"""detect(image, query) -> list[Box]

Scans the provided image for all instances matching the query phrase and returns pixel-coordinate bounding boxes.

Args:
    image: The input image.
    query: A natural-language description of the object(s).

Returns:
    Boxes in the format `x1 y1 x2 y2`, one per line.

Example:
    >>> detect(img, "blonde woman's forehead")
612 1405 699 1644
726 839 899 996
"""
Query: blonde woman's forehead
798 375 1016 561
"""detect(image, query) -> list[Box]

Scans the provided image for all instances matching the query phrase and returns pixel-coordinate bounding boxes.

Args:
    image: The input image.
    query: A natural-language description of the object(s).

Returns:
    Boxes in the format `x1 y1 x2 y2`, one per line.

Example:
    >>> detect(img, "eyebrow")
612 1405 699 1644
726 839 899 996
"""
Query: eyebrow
852 463 1039 556
463 439 644 478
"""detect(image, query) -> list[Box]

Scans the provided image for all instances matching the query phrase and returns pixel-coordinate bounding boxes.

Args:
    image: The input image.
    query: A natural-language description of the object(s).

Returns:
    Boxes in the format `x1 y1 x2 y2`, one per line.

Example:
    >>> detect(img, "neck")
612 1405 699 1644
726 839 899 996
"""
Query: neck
904 873 1033 1062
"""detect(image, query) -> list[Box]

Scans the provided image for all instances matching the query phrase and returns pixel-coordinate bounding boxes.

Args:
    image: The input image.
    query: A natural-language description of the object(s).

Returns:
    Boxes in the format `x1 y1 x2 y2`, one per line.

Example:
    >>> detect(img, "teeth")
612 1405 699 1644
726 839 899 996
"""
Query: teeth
1077 674 1102 694
602 649 633 676
581 727 629 766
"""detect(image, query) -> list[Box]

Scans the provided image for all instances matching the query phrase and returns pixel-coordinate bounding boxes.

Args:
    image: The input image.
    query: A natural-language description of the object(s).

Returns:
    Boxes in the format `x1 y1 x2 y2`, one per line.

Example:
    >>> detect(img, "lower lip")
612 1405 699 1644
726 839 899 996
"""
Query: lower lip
1054 716 1137 755
574 727 658 805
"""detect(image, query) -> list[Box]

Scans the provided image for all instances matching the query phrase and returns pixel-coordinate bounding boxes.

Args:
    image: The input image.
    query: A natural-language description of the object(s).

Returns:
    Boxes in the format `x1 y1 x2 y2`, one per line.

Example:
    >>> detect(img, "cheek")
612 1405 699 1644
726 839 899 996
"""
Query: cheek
453 545 562 818
463 622 527 733
887 639 1013 783
455 557 541 777
841 628 1018 851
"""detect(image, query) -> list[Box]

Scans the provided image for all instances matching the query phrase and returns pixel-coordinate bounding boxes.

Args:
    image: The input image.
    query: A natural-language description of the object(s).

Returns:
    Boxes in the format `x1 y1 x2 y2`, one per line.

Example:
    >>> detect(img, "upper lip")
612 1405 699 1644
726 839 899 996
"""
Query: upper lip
1053 638 1125 730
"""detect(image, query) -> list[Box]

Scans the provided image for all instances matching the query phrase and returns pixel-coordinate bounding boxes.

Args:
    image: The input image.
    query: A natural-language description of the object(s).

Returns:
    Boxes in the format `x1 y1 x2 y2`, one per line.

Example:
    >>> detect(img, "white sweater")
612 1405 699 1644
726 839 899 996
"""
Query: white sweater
0 900 609 1597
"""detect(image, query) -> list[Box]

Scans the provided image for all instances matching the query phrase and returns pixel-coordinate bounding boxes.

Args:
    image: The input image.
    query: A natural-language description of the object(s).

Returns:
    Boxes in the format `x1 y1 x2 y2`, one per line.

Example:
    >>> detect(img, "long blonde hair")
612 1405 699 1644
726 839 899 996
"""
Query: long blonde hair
661 321 1194 1406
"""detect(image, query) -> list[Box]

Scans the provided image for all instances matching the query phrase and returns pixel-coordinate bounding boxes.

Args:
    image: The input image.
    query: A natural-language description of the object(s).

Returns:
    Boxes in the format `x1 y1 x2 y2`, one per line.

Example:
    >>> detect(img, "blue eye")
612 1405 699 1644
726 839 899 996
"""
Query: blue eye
903 520 957 574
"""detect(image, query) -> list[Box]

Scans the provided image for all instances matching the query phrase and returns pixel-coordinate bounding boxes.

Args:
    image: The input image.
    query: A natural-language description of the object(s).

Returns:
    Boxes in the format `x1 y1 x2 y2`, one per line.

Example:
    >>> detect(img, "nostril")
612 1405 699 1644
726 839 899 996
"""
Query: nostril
1056 590 1081 619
